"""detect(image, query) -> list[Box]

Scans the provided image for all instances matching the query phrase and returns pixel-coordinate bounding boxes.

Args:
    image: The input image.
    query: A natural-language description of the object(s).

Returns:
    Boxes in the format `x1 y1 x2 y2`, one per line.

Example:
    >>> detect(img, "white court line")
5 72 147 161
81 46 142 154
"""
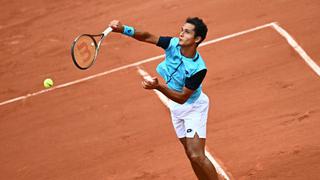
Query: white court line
136 67 231 180
199 22 273 47
1 21 319 107
270 22 320 76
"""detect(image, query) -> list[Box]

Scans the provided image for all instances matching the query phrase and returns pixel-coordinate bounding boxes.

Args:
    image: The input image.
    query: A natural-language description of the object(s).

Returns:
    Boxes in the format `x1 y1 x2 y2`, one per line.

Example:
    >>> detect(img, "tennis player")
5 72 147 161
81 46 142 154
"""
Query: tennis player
109 17 219 180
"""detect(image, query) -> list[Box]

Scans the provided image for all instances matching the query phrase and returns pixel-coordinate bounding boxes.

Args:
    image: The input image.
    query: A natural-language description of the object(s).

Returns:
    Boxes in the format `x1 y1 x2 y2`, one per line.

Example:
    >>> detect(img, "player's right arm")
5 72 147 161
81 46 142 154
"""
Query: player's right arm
109 20 159 45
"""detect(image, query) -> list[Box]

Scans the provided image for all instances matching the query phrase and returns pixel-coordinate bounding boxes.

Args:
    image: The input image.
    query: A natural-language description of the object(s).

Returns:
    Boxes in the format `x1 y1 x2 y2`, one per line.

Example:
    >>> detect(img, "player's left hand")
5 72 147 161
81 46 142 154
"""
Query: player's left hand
142 77 159 90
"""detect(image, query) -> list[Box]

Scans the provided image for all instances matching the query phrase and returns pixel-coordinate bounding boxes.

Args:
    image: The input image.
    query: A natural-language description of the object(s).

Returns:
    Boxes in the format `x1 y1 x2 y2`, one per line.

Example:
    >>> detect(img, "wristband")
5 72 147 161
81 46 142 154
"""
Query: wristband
123 25 135 37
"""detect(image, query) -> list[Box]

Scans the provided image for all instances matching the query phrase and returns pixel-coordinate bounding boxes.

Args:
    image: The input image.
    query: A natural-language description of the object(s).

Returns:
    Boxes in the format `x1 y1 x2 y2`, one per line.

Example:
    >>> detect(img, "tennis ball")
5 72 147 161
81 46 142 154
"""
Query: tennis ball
43 78 54 88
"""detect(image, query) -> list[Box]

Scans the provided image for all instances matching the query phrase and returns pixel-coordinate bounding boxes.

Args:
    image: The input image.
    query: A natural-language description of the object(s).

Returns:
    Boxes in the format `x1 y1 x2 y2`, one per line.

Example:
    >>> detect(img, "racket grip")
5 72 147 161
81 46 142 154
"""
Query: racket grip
103 27 113 36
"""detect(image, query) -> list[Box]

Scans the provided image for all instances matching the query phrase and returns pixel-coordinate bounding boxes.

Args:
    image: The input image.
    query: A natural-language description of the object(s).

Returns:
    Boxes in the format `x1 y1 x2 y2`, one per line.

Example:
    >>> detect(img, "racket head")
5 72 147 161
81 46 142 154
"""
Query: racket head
71 34 100 70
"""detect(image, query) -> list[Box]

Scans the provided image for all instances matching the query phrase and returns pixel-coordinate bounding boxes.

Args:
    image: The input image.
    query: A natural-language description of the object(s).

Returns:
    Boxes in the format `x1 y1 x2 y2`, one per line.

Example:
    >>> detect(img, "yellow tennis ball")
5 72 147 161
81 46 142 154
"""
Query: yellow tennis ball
43 78 54 88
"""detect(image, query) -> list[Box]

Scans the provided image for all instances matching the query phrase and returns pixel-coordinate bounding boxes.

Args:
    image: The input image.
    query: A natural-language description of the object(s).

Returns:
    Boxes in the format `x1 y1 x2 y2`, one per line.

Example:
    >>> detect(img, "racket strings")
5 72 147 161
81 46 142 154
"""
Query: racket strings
72 35 98 69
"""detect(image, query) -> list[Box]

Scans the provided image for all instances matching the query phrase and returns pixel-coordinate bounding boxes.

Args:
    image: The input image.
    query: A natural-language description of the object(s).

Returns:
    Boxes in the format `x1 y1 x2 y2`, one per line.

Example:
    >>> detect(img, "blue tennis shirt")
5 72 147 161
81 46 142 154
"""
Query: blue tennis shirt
156 37 207 104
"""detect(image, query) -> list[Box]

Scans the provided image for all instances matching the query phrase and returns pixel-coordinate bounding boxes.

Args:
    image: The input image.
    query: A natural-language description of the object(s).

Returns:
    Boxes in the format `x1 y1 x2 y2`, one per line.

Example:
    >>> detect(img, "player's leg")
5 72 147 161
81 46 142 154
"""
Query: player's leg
169 94 217 179
170 108 206 179
179 137 207 179
184 92 218 179
185 134 219 180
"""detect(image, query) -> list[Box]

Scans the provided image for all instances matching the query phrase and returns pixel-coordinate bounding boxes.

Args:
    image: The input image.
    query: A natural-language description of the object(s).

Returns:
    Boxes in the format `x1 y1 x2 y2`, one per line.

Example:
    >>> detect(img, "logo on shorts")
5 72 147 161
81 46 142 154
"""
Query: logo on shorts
187 129 193 133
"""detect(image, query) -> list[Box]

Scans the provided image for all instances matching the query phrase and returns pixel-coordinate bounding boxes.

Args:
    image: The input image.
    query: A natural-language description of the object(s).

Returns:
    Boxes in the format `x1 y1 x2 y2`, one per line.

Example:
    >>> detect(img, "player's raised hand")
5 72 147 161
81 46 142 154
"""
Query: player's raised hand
142 77 159 90
109 20 124 33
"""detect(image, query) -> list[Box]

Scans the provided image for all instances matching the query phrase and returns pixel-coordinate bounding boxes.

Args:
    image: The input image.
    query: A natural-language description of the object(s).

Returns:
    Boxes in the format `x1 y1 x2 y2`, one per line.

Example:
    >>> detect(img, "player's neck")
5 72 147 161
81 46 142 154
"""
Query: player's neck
180 45 197 58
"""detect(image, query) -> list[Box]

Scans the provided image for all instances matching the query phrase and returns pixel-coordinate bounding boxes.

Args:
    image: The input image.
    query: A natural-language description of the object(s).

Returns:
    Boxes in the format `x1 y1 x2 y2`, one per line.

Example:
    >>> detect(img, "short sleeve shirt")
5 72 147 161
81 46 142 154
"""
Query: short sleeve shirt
156 37 207 104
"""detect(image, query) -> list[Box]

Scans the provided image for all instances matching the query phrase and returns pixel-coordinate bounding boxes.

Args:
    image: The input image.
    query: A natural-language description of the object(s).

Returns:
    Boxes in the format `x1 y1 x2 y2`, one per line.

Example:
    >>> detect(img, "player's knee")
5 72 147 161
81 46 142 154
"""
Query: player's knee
187 151 206 165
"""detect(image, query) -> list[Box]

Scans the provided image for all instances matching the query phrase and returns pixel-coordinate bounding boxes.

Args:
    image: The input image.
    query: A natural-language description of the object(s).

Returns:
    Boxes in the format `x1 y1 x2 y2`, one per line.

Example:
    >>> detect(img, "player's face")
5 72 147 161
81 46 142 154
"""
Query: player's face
179 23 199 47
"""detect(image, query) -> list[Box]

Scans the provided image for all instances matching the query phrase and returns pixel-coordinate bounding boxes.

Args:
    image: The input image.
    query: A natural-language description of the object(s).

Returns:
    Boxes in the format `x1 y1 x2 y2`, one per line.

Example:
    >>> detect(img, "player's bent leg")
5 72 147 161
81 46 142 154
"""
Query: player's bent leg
180 138 207 179
185 134 219 180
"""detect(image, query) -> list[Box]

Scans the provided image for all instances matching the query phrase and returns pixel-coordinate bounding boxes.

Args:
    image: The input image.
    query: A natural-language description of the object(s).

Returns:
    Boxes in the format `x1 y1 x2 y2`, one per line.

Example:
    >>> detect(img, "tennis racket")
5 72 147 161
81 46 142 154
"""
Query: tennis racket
71 27 113 70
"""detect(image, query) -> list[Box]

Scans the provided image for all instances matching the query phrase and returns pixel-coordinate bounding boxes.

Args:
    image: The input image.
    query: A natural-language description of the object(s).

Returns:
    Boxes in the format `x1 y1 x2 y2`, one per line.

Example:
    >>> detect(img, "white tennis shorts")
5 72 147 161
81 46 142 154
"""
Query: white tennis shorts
168 92 209 139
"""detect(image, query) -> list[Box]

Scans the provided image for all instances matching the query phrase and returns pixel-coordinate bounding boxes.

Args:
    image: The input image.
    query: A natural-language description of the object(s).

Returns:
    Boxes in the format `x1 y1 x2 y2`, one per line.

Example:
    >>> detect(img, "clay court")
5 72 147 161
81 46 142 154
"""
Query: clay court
1 0 320 179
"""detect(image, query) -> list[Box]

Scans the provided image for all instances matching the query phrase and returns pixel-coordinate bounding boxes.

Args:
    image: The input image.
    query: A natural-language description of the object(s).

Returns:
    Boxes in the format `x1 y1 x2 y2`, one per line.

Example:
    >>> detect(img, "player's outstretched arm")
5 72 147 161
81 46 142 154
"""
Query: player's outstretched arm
109 20 159 45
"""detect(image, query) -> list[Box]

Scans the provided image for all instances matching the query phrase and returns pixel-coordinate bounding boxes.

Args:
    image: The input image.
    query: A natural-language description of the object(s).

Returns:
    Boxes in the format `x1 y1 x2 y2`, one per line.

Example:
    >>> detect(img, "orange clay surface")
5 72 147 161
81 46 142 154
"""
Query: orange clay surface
1 0 320 179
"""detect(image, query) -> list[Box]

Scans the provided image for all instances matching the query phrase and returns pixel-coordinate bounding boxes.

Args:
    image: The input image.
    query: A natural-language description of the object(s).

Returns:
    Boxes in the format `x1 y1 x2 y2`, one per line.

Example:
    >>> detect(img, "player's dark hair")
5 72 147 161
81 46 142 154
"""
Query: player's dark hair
185 17 208 45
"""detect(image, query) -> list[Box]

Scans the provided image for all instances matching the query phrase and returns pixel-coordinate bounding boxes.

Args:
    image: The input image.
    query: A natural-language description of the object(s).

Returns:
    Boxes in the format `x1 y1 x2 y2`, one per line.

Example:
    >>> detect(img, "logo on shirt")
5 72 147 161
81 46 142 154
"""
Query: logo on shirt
185 70 189 75
187 129 193 133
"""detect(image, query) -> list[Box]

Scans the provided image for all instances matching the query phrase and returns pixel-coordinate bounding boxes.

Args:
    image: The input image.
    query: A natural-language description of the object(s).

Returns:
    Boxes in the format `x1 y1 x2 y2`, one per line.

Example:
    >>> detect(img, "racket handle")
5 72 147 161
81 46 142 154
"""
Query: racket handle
103 27 113 36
